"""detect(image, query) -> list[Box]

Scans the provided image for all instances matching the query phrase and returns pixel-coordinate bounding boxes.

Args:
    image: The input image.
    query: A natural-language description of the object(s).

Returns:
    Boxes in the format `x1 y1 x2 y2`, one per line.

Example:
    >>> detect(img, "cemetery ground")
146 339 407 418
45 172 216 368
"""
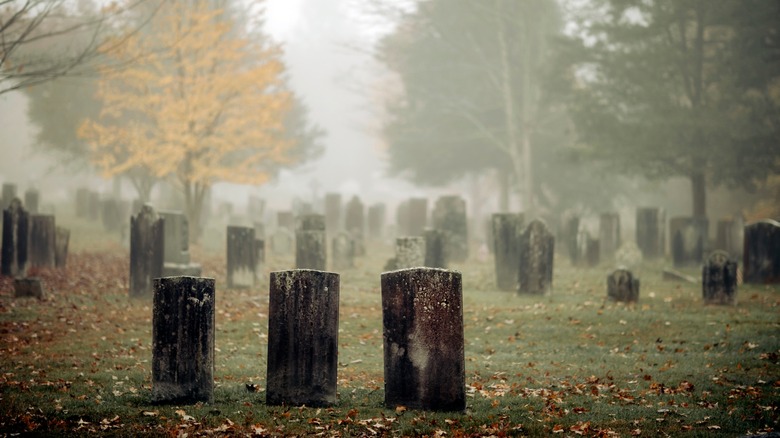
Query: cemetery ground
0 223 778 437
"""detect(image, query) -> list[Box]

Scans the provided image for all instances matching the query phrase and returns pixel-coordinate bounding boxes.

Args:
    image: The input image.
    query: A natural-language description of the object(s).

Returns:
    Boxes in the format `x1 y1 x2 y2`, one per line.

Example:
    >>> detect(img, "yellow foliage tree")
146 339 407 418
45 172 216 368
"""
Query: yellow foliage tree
79 0 294 239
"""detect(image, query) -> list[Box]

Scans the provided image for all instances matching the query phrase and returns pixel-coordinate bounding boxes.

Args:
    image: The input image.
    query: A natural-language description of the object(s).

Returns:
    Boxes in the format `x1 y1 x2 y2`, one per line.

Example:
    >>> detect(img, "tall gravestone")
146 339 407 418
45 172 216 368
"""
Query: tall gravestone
743 219 780 284
295 214 327 270
152 276 215 404
636 207 665 259
130 205 164 298
28 215 56 269
395 237 425 269
54 227 70 268
715 217 743 259
23 189 39 214
599 213 621 261
1 183 17 211
266 270 340 407
564 215 580 264
492 213 524 291
227 226 256 288
424 228 448 269
344 196 365 256
331 232 354 270
1 198 28 277
324 193 342 233
607 268 640 303
432 196 468 262
518 220 554 295
159 211 201 277
670 216 708 268
702 250 737 305
381 268 465 412
578 231 600 267
367 203 386 240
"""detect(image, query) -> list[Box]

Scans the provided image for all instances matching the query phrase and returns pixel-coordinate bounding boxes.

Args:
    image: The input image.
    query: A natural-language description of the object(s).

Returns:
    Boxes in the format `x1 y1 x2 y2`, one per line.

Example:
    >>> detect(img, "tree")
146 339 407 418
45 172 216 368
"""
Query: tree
553 0 780 218
79 0 303 240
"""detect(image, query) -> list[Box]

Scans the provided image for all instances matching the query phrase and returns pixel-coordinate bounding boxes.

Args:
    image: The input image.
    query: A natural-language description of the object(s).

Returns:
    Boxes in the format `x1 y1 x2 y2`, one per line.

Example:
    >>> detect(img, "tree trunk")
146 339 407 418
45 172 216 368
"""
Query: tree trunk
691 171 706 218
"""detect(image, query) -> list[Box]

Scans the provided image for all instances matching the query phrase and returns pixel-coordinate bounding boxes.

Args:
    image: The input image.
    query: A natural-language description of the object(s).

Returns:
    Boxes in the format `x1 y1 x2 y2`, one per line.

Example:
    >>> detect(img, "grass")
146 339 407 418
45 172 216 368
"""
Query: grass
0 216 778 436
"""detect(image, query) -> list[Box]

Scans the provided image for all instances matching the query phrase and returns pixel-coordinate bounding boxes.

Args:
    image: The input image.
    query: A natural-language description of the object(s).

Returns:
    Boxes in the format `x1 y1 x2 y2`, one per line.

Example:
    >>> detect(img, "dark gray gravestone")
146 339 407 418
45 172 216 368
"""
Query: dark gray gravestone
432 195 468 262
54 227 70 268
75 188 89 218
227 226 256 288
518 220 554 295
1 199 28 277
23 189 39 214
670 216 708 268
1 183 17 211
564 215 580 264
152 276 215 404
607 269 640 303
743 219 780 284
715 217 743 259
381 268 465 412
267 269 339 407
636 207 665 259
295 214 326 270
395 237 425 269
408 198 428 236
579 231 600 267
424 228 448 269
324 193 342 233
331 231 354 270
277 211 294 231
14 277 45 299
130 205 164 298
599 213 621 261
492 213 524 291
367 203 386 240
28 215 56 269
702 250 737 305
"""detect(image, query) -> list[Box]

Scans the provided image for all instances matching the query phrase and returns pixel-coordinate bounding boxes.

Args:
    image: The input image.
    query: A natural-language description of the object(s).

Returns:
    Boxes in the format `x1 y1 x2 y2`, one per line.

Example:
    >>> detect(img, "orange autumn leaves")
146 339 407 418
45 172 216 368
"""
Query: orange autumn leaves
79 0 294 188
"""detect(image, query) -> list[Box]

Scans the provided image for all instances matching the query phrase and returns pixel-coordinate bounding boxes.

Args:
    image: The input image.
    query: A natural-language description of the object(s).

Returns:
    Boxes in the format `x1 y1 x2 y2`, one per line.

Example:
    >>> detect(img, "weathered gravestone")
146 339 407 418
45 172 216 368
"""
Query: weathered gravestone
159 211 201 277
564 215 581 264
395 237 425 269
636 207 665 259
1 183 17 211
599 213 621 261
130 205 164 298
367 203 386 240
715 217 743 259
607 269 640 303
331 232 354 270
277 211 294 231
296 214 327 270
1 198 28 277
578 231 600 267
28 215 56 269
23 189 39 214
227 226 256 288
518 220 554 295
702 250 737 305
670 216 708 268
14 277 45 299
266 270 340 407
324 193 342 233
270 228 294 256
344 196 365 256
432 195 468 262
54 227 70 268
492 213 524 291
381 267 465 412
743 219 780 284
424 228 448 269
152 276 215 404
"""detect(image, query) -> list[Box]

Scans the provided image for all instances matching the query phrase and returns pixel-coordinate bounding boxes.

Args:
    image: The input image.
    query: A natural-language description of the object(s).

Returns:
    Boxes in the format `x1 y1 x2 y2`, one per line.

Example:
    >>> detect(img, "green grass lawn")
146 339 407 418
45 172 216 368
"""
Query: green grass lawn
0 221 777 436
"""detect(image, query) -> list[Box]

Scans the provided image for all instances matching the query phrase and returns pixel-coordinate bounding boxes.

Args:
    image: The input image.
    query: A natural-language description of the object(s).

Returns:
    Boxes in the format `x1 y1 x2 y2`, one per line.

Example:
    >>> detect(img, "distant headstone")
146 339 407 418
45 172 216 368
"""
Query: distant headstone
492 213 524 291
518 220 554 295
396 201 410 236
367 203 386 240
28 215 56 269
636 207 665 259
101 198 122 232
295 214 326 270
159 211 201 277
398 198 428 236
599 213 621 261
266 269 340 407
670 216 708 268
130 205 164 298
743 219 780 284
277 211 294 231
227 226 256 288
564 215 580 263
1 198 28 277
1 183 17 211
324 193 342 233
23 189 39 214
607 269 640 303
345 196 364 234
395 237 425 269
424 228 448 269
14 277 45 299
331 232 354 270
432 195 468 262
87 191 100 221
381 268 465 412
75 188 90 219
578 231 600 267
270 228 294 256
54 227 70 268
702 250 737 305
152 276 215 404
715 217 743 259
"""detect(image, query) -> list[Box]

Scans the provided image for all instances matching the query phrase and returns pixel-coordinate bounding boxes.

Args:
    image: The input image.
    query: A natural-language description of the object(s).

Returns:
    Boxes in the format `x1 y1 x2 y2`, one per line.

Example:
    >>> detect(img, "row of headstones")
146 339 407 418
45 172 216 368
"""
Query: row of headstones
74 188 135 233
152 268 464 411
393 195 469 263
1 183 40 214
1 198 70 278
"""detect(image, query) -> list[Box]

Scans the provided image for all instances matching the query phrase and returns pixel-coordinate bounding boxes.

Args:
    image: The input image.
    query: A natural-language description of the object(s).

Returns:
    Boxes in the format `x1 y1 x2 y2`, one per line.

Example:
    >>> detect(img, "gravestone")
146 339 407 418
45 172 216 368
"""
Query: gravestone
324 193 342 233
345 196 365 256
743 219 780 284
152 276 215 404
492 213 524 291
28 215 56 269
396 201 410 236
159 211 201 277
1 198 28 277
670 216 708 268
564 215 581 264
14 278 45 299
395 237 425 269
253 222 266 264
277 211 294 231
398 198 428 236
75 188 89 219
54 227 70 268
23 189 39 214
1 183 17 211
715 217 743 259
578 231 600 267
599 213 621 261
227 226 256 288
101 198 122 232
636 207 665 259
518 220 554 295
702 250 737 305
381 267 465 412
87 191 100 221
295 214 327 270
270 228 294 256
130 205 164 298
266 270 340 407
331 232 354 270
424 228 448 269
432 195 468 262
367 203 386 240
607 268 640 303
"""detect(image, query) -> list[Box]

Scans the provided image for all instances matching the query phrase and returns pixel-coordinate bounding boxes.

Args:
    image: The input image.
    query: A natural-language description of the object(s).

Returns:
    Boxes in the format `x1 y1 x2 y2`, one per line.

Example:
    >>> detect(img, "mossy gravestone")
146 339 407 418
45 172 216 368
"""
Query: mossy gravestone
518 220 554 295
424 228 447 269
395 237 425 269
266 270 340 407
607 268 640 303
381 267 465 412
226 226 256 288
432 195 468 262
152 276 215 404
743 219 780 284
702 250 737 305
28 214 56 269
492 213 524 291
296 214 327 270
